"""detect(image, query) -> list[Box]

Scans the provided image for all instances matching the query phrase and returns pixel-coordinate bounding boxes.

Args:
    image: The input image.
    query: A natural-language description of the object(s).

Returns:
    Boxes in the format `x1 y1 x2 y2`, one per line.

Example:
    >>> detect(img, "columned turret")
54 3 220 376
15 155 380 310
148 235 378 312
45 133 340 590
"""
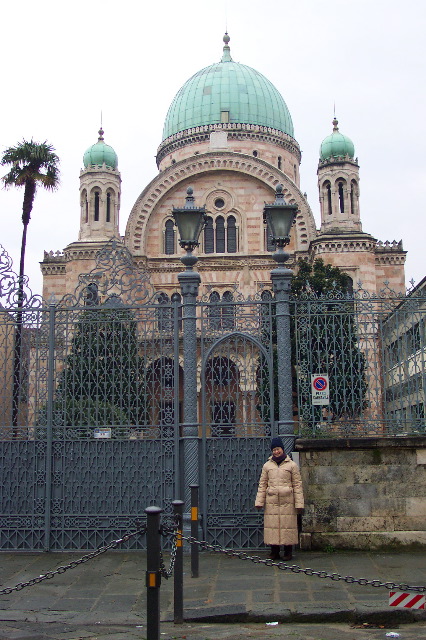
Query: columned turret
317 118 361 233
79 128 121 242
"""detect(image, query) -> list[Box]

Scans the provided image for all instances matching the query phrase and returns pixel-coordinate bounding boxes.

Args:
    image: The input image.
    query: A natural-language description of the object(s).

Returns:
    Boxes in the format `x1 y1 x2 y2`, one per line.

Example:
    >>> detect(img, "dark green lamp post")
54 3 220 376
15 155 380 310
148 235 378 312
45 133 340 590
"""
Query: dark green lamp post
173 187 205 508
264 184 298 454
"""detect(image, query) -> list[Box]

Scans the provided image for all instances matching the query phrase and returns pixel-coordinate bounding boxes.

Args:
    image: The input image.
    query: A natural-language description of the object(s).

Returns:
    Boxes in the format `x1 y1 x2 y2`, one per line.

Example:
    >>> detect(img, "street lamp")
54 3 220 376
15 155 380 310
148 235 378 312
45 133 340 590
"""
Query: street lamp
263 184 298 265
173 187 205 511
264 184 298 455
172 187 206 269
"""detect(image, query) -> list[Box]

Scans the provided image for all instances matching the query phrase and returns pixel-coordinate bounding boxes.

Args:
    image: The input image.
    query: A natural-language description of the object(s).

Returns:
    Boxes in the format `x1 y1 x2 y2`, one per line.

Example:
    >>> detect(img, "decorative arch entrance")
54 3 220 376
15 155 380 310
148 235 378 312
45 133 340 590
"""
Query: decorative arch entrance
198 306 276 545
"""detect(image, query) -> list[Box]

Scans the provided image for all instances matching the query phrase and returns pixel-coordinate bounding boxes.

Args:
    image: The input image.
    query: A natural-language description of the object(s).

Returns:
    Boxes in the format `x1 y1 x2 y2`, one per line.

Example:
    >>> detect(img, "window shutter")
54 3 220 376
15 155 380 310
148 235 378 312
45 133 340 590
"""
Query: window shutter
165 220 175 255
227 215 237 253
204 217 214 253
216 216 225 253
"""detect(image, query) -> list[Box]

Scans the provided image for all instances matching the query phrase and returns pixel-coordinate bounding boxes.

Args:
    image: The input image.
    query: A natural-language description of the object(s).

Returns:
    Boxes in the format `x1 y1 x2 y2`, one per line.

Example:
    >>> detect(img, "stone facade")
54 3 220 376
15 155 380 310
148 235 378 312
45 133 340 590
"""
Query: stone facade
40 36 407 299
40 122 407 300
297 436 426 550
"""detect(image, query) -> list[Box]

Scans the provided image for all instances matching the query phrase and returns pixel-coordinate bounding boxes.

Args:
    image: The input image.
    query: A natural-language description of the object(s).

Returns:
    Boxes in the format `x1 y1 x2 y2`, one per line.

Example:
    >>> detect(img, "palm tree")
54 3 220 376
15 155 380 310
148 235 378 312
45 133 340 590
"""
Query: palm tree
1 139 60 431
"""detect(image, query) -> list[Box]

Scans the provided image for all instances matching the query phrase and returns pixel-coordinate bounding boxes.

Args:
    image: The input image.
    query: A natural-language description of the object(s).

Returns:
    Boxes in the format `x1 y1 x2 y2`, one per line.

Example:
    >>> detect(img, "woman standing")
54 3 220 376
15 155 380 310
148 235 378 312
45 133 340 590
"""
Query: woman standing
255 437 304 561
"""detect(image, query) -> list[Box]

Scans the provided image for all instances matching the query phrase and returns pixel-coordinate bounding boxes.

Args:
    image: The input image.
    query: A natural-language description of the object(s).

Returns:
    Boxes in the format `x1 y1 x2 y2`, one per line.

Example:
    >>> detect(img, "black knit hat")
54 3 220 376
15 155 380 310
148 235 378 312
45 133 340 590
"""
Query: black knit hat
270 437 285 451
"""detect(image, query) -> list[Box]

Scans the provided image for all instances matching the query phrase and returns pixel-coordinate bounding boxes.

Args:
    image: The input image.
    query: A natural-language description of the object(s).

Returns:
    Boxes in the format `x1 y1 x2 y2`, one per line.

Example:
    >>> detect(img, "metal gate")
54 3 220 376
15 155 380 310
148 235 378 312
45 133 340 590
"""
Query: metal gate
199 292 276 547
0 243 181 550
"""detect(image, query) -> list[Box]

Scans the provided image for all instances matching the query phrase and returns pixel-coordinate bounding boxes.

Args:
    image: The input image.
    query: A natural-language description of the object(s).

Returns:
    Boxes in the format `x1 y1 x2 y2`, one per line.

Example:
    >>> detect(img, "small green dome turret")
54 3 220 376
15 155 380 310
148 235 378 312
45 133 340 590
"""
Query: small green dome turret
162 34 294 140
83 128 118 169
320 118 355 161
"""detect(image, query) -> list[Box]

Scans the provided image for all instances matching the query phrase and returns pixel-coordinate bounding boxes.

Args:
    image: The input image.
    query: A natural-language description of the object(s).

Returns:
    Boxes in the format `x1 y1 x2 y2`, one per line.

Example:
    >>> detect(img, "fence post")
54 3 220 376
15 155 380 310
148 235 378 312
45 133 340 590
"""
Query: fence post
145 505 163 640
172 500 184 624
44 303 56 552
178 267 201 508
270 264 295 454
190 484 199 578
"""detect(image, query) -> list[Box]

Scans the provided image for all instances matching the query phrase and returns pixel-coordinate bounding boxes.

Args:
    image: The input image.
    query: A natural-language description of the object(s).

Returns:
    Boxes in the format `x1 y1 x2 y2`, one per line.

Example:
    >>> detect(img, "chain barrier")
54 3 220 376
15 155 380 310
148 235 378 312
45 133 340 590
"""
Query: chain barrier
0 526 147 596
160 528 426 594
2 521 425 596
159 516 180 579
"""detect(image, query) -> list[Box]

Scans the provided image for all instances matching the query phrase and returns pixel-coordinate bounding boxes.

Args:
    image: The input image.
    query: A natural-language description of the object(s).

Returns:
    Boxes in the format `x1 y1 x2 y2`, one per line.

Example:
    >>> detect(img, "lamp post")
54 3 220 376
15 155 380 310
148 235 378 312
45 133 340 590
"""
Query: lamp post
172 187 206 505
264 184 298 454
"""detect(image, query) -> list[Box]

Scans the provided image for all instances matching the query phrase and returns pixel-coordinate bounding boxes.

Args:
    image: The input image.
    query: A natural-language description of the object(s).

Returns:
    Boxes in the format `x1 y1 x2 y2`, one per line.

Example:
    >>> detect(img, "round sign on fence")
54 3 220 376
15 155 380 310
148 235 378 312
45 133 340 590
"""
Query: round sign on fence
311 374 329 405
312 376 328 391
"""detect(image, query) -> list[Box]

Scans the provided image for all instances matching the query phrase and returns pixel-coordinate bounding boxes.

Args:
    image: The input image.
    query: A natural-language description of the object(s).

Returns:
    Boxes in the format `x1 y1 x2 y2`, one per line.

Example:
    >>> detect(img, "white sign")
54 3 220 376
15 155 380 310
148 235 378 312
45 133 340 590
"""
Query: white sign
93 428 112 439
311 374 329 405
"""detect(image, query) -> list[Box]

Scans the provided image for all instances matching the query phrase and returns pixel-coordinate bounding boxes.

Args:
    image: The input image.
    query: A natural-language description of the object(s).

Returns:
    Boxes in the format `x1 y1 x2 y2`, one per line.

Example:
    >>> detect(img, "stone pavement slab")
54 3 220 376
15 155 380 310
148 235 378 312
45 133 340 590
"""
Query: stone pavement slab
0 549 425 628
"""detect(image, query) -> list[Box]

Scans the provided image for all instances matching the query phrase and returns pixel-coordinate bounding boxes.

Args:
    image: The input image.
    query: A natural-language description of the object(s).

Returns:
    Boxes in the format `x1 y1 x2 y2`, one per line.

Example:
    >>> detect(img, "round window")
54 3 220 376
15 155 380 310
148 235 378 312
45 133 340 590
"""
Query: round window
215 198 225 209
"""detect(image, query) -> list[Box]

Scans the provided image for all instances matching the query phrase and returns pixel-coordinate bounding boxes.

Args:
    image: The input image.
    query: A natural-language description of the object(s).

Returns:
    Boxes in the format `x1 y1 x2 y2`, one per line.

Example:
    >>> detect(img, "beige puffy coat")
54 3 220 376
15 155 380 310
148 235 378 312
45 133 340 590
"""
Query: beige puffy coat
255 456 304 545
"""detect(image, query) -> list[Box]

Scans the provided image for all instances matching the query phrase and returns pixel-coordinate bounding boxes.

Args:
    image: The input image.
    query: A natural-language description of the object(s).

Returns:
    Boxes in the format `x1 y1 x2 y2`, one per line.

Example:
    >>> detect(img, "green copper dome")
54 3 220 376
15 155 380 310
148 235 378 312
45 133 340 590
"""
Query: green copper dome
162 34 294 140
320 118 355 161
83 128 118 169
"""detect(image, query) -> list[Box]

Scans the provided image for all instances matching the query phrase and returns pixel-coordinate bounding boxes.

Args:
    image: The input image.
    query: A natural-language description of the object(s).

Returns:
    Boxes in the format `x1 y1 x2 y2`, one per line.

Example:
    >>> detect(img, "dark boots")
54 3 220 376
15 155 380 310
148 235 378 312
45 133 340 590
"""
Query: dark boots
283 545 293 561
269 545 293 561
269 545 281 560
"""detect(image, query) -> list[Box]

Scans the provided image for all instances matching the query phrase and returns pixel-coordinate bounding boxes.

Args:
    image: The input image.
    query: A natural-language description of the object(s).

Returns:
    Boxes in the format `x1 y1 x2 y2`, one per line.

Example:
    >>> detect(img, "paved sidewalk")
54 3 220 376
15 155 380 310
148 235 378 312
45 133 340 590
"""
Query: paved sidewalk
0 549 425 632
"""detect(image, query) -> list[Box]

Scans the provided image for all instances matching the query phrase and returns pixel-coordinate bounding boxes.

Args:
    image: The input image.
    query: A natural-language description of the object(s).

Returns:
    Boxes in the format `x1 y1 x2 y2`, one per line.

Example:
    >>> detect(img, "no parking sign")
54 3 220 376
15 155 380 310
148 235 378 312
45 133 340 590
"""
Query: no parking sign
311 374 329 405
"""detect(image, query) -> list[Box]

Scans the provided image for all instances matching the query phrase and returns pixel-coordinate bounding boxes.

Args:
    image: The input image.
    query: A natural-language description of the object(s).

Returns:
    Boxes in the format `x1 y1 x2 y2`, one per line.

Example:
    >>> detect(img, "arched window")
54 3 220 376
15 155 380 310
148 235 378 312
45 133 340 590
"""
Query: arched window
157 292 171 331
81 190 88 223
164 219 175 255
221 291 235 329
253 150 258 157
171 292 182 330
260 289 273 329
338 182 345 213
227 216 237 253
327 183 332 215
278 156 282 170
205 356 237 436
85 282 99 306
208 291 221 330
323 181 332 215
350 180 357 215
106 193 111 222
216 216 225 253
264 222 275 251
204 216 214 254
204 215 238 254
94 192 100 221
208 291 235 329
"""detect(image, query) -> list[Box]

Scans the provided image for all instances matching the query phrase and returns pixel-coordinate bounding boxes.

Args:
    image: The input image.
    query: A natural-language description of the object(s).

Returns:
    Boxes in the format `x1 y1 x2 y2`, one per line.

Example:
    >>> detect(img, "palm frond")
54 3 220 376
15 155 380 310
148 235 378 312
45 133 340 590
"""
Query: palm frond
1 138 60 190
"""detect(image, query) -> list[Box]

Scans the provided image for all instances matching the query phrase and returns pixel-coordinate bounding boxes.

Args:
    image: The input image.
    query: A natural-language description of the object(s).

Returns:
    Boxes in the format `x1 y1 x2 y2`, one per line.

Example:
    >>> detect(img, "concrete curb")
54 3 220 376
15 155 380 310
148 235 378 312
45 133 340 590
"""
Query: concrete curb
2 606 425 626
181 605 426 625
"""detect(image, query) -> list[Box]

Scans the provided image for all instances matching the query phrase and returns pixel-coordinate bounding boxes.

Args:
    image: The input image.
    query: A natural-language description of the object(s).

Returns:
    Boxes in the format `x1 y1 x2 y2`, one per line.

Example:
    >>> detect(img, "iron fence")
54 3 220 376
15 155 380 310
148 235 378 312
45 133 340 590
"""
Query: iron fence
0 242 425 549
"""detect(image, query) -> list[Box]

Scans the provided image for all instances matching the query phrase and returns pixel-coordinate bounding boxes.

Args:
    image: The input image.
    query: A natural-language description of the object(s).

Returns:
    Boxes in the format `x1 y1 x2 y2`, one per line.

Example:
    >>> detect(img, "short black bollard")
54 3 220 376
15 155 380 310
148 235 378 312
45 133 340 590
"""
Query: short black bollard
172 500 184 624
145 505 163 640
190 484 199 578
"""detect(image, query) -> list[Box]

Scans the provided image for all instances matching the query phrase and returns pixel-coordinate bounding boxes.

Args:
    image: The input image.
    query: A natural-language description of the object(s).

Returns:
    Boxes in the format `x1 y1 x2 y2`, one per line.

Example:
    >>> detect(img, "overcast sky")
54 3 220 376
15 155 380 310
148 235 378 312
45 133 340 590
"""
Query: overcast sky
1 0 425 296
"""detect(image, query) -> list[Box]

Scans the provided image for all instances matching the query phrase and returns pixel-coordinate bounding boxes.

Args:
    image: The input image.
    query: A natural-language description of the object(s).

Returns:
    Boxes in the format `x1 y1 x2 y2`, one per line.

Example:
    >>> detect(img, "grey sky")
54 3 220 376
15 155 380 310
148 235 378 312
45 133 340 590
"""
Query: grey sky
2 0 425 295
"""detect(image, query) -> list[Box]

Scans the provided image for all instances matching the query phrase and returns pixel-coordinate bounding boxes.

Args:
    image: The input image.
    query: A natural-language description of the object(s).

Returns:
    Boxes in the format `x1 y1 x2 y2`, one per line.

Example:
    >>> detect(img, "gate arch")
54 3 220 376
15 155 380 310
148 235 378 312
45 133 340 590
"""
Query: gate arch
200 330 274 547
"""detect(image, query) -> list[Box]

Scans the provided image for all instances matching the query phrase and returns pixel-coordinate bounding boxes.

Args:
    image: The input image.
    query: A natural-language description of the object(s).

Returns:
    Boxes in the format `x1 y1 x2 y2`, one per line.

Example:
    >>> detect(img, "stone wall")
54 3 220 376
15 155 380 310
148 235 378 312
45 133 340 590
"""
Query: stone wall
296 436 426 551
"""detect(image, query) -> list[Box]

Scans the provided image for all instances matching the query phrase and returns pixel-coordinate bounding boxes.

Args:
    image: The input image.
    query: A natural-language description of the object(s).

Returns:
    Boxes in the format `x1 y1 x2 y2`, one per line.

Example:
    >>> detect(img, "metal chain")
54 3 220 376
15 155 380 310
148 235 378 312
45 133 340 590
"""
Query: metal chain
0 526 147 596
177 533 426 594
159 518 180 579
